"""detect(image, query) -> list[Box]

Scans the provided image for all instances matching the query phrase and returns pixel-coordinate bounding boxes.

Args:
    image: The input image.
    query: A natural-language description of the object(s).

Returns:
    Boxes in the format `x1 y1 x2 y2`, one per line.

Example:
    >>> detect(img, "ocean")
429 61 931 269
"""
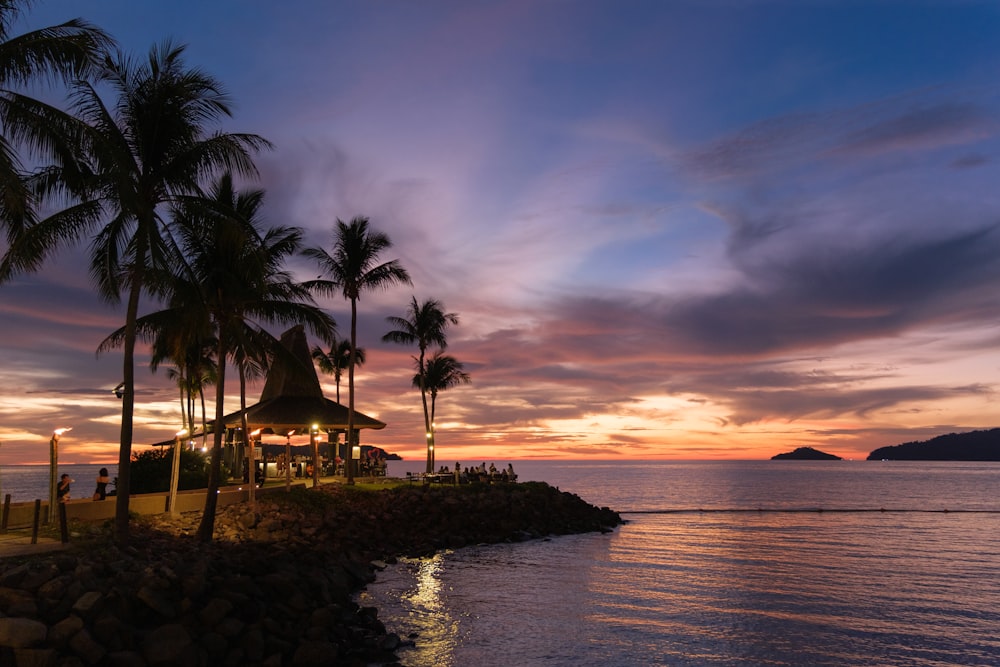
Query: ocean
3 460 998 665
364 460 1000 666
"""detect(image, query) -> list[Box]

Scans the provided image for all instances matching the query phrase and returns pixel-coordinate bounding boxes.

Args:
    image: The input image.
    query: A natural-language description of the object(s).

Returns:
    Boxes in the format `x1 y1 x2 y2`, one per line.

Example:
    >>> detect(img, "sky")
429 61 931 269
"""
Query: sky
2 0 1000 465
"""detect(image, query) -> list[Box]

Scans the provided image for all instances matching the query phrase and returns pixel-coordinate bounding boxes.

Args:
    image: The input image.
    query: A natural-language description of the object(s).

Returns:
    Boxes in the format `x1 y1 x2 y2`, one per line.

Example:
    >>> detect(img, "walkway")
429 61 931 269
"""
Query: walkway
0 530 66 557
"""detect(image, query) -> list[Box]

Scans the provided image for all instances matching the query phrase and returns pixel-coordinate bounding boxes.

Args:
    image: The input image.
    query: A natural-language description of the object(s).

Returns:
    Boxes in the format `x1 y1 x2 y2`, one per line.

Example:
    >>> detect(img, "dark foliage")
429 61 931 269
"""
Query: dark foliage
129 447 213 494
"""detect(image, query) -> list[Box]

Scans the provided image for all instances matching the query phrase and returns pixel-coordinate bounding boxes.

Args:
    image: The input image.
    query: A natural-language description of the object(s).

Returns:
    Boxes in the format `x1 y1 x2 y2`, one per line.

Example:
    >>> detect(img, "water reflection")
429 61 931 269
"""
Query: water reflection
385 553 460 667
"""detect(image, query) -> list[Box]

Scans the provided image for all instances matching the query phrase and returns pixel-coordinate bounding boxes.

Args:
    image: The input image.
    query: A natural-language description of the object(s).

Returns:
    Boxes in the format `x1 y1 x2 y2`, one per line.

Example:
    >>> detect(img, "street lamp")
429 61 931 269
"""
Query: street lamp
248 429 261 505
48 427 71 524
285 430 294 492
311 423 320 488
169 429 187 517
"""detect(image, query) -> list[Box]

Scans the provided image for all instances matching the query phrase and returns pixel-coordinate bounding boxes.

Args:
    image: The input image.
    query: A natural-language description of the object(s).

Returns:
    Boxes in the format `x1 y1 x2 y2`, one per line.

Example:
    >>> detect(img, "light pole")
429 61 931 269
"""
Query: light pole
311 423 320 488
285 430 294 492
48 427 71 524
169 428 187 517
248 428 261 506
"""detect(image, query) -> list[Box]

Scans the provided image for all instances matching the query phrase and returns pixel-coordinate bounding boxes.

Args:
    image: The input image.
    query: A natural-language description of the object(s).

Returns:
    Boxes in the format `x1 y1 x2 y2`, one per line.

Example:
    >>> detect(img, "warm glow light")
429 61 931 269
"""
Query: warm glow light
250 429 261 437
176 428 188 437
53 427 71 437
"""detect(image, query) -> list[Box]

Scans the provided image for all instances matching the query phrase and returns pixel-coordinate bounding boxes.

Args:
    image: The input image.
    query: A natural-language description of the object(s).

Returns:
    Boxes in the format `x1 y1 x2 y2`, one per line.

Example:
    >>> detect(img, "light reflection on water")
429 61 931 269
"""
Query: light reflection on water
363 462 1000 666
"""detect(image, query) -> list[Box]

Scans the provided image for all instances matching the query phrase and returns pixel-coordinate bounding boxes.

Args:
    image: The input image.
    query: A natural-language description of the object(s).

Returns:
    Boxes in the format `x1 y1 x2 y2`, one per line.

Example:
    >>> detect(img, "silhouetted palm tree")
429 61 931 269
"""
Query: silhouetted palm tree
383 297 459 473
169 173 335 541
0 0 110 233
415 351 470 459
6 41 270 545
312 337 365 403
303 216 410 484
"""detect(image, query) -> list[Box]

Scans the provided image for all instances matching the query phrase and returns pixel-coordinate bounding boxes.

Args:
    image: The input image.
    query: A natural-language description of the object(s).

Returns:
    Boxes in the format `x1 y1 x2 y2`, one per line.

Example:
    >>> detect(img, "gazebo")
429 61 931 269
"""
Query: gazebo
219 325 386 478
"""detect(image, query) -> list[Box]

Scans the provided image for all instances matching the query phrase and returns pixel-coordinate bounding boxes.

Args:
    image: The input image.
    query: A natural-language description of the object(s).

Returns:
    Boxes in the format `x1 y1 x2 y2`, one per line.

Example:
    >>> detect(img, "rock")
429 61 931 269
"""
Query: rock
142 623 194 666
136 585 176 619
71 592 103 619
292 640 339 666
11 647 57 667
0 617 48 648
198 596 233 627
47 615 84 648
68 628 105 665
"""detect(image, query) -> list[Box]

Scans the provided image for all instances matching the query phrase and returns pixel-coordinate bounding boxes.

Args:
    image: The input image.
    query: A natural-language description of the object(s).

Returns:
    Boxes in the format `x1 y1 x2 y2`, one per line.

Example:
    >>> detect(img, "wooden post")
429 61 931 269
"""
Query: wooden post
1 494 9 533
59 502 69 543
31 499 41 544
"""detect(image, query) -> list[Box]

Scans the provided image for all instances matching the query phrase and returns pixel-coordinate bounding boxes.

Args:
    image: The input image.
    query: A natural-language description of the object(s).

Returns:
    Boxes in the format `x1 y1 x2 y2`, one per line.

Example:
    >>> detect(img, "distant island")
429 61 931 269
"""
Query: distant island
771 446 842 460
867 428 1000 461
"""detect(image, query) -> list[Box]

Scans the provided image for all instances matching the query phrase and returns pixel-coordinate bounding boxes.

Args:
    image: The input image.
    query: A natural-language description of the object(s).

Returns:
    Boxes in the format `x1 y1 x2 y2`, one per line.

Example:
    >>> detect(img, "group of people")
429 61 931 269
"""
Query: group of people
55 467 111 503
436 462 517 484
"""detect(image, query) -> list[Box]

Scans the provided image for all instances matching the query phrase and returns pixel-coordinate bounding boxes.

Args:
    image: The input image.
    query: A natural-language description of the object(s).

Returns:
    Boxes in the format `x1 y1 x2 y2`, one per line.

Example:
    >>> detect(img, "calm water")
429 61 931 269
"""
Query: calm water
0 464 113 503
365 460 1000 666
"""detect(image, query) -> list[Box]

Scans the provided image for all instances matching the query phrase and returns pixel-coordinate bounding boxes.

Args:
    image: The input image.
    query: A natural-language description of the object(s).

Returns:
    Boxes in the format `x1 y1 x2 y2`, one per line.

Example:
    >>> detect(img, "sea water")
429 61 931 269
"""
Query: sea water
0 464 114 503
365 460 1000 666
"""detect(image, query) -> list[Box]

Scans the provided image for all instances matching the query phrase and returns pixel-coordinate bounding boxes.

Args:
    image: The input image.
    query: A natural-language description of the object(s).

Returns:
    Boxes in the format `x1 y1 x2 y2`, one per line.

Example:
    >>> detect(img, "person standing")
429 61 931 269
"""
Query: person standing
94 468 110 500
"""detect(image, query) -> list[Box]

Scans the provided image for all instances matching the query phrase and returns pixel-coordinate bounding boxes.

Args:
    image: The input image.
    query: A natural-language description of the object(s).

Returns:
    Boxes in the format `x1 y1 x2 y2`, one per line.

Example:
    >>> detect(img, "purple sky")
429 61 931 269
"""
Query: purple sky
3 1 1000 464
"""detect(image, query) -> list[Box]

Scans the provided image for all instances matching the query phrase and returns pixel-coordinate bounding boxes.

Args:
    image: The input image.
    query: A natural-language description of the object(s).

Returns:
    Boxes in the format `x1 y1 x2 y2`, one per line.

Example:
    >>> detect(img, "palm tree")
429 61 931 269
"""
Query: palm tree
303 216 411 484
0 0 111 234
1 41 270 545
168 173 335 541
147 306 216 435
416 351 470 463
311 337 365 403
383 297 459 473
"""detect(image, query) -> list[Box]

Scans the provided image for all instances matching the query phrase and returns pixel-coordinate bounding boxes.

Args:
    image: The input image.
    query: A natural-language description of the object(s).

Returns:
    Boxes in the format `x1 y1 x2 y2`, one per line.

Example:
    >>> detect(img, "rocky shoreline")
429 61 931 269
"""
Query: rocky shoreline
0 481 621 666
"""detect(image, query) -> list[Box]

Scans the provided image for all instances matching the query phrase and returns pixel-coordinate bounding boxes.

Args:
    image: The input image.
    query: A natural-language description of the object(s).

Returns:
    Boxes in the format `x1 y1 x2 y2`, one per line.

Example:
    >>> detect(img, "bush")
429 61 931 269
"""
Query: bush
129 448 214 494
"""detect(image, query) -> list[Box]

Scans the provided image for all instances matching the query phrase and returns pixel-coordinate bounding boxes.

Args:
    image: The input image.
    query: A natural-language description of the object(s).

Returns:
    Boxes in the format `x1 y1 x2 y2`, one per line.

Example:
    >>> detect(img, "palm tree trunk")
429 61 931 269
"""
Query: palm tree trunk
200 385 208 450
240 360 254 506
347 298 357 484
197 337 228 542
113 263 145 546
418 347 433 473
178 378 187 432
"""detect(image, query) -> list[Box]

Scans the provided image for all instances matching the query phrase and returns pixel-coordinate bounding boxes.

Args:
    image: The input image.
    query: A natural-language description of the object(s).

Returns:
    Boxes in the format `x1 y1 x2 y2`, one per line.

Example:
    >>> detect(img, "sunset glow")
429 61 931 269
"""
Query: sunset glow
2 1 1000 465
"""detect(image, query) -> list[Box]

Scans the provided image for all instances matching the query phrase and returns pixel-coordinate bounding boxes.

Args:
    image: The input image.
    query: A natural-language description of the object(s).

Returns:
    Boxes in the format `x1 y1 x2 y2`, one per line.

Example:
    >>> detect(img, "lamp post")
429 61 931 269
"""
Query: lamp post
311 424 320 488
248 428 260 506
285 430 294 492
168 428 187 516
48 427 71 524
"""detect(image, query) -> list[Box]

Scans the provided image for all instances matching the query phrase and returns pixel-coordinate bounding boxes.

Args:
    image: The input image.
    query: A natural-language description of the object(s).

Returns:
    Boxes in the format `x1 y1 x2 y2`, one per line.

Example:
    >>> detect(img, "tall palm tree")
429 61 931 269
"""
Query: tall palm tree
169 173 335 541
303 216 411 484
416 351 470 464
0 0 111 234
1 41 270 545
311 337 365 403
383 297 459 473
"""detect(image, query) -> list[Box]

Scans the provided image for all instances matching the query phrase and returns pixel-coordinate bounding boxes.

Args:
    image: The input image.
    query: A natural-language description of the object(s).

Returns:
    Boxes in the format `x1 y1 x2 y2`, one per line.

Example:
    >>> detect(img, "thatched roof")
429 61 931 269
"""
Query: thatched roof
222 324 385 434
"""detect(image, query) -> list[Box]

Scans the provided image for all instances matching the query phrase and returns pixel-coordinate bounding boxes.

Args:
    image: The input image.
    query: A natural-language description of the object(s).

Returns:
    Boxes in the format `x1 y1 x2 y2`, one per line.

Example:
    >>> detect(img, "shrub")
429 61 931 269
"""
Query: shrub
129 448 214 494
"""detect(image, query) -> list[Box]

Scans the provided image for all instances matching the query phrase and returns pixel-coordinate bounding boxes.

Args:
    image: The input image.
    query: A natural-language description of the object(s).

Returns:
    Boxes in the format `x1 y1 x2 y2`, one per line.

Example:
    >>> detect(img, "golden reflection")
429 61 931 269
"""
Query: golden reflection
399 554 459 666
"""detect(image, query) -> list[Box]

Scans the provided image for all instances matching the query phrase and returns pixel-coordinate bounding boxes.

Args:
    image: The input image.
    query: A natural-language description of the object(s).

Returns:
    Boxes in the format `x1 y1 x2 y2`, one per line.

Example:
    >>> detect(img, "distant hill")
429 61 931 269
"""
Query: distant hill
867 428 1000 461
771 446 842 460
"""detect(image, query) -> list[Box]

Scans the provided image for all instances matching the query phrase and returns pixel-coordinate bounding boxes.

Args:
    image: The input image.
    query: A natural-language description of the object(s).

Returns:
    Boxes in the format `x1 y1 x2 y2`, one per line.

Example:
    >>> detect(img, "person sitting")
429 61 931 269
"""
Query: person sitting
94 467 110 500
57 474 72 503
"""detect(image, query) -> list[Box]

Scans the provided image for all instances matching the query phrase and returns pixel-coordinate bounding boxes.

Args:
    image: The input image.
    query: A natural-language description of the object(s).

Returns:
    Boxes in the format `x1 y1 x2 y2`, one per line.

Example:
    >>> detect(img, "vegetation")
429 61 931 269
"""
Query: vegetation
304 216 411 484
129 447 211 494
0 5 472 545
383 297 460 472
312 336 365 404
